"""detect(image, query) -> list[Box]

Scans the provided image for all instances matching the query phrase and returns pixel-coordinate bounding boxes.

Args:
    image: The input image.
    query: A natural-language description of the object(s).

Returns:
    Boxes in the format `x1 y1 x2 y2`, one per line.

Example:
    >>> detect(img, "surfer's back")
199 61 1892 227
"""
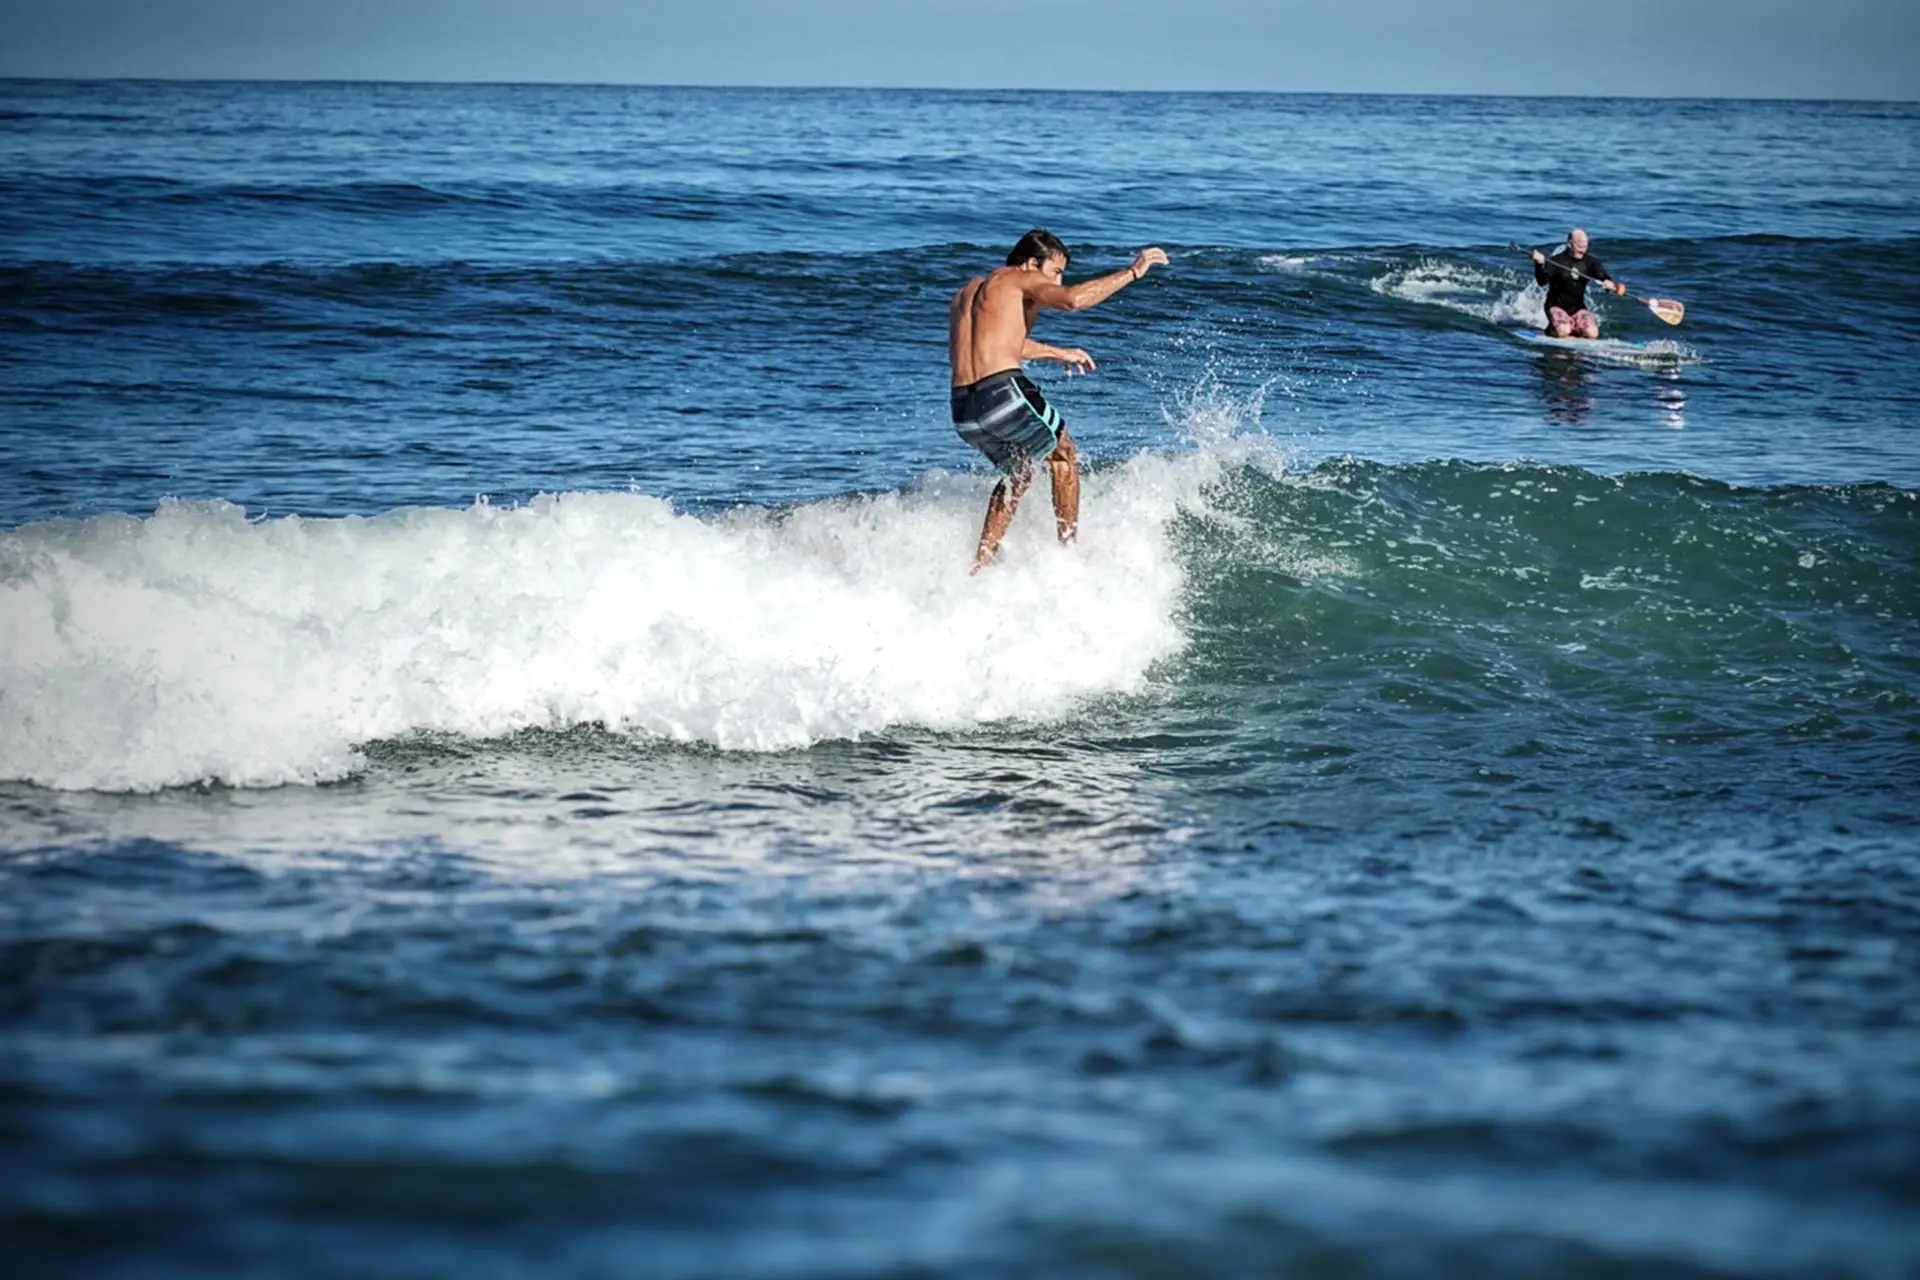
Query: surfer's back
949 267 1030 387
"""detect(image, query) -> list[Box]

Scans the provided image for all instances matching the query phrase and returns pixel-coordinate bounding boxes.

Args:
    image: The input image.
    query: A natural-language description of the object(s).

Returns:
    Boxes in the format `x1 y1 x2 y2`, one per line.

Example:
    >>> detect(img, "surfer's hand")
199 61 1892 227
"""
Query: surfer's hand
1131 248 1169 277
1531 249 1546 265
1614 281 1627 295
1059 347 1095 374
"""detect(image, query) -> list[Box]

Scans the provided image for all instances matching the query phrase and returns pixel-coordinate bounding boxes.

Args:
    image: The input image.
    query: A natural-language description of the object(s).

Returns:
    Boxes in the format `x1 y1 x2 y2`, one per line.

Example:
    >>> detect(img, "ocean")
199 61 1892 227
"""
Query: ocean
2 81 1917 1277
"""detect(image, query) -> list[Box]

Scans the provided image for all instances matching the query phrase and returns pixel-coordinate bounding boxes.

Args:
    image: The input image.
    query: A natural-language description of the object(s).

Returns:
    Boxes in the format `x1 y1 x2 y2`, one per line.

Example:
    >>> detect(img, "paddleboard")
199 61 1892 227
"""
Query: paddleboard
1510 329 1668 358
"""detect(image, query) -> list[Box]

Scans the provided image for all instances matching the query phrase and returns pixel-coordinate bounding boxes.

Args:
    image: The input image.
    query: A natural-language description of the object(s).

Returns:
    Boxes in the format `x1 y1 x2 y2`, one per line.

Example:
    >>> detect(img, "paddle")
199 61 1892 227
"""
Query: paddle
1510 242 1685 325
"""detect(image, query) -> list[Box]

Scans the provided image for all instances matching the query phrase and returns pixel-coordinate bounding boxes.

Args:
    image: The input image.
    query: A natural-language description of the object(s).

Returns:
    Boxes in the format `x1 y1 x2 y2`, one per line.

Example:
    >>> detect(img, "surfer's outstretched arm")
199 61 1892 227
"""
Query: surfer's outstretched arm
1022 247 1168 312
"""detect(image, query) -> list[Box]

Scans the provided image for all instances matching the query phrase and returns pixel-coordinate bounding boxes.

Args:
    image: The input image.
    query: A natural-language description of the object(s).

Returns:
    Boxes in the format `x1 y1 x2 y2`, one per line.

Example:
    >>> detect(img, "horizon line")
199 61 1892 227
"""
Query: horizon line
1 74 1913 106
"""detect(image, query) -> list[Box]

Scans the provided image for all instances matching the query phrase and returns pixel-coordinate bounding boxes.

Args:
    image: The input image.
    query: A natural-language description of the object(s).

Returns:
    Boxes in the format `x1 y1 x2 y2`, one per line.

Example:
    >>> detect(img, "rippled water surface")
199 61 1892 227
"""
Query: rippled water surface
2 82 1917 1278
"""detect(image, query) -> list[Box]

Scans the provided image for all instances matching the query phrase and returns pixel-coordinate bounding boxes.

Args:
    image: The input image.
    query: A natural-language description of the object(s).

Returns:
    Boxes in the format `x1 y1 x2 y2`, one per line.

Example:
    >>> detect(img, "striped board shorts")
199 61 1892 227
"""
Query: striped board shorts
950 369 1063 474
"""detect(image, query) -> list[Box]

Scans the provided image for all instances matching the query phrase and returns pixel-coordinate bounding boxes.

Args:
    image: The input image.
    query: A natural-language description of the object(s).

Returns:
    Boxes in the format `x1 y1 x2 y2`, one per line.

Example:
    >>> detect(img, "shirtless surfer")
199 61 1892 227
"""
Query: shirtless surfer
949 228 1167 571
1532 228 1626 339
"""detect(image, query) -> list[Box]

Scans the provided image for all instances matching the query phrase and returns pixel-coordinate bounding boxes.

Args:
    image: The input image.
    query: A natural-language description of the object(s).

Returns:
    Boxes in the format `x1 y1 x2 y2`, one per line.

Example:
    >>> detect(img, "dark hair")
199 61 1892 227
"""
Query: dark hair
1006 228 1069 268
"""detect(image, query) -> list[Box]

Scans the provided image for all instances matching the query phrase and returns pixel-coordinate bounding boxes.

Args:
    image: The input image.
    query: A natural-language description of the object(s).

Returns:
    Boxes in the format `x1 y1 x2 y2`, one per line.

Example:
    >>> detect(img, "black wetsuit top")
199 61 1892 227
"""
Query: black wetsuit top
1534 249 1611 317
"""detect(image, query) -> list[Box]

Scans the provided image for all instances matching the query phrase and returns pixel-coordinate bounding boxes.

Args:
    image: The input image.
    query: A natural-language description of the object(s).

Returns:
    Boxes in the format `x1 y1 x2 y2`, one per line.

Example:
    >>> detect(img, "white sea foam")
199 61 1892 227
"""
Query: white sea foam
1254 253 1318 273
0 446 1259 792
1369 258 1547 328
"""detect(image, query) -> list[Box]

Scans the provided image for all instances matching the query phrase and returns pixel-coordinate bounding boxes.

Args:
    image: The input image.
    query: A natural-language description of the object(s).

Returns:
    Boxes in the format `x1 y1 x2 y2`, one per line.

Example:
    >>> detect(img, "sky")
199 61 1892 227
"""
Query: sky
1 0 1916 100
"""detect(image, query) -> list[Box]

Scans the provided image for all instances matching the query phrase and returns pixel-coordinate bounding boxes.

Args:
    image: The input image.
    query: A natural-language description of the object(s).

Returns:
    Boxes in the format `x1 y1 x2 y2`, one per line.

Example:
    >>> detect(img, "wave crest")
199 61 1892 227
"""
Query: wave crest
0 456 1230 791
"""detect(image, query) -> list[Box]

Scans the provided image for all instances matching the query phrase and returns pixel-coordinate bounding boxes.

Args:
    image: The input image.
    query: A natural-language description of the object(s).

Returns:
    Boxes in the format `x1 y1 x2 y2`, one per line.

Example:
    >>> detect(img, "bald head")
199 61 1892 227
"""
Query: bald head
1568 228 1589 256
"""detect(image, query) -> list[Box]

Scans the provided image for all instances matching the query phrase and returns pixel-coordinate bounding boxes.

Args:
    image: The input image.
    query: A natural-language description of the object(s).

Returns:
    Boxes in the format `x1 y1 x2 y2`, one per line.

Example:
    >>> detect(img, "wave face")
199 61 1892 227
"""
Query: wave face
0 455 1218 790
6 436 1913 796
1177 455 1920 800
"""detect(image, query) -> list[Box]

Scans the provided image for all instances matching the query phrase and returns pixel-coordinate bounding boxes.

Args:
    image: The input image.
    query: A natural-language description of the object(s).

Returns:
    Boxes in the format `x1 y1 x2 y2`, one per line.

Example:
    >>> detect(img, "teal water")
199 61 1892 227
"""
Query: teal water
2 83 1917 1278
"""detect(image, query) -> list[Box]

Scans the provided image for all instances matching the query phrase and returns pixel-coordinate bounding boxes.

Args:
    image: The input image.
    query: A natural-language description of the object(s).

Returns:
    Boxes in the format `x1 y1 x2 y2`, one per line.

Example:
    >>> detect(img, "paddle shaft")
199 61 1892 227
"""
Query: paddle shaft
1511 241 1655 306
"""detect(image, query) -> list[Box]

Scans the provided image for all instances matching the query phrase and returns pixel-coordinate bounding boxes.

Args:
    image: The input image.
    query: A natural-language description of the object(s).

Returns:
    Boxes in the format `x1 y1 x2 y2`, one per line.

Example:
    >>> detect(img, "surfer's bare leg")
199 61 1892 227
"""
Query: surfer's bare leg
973 456 1035 572
1550 305 1600 340
1048 428 1079 544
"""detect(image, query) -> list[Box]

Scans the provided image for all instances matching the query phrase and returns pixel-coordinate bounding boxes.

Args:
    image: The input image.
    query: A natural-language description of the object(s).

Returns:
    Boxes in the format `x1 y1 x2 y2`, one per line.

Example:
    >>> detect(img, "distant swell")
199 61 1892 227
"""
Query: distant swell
6 234 1911 337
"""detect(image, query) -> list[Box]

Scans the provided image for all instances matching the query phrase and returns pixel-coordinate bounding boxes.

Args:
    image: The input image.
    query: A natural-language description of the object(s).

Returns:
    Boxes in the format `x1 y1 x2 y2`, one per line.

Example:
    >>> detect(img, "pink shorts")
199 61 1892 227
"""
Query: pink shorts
1547 306 1594 331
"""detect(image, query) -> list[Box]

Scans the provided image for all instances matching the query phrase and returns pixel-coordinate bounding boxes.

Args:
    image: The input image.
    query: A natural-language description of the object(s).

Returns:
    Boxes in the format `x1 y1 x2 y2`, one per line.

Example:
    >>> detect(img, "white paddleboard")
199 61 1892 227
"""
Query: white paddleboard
1511 329 1669 358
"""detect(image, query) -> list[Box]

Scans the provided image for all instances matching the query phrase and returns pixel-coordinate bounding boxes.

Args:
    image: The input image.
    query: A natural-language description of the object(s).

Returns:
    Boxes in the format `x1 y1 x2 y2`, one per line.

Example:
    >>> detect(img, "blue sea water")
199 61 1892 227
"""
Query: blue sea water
2 81 1918 1277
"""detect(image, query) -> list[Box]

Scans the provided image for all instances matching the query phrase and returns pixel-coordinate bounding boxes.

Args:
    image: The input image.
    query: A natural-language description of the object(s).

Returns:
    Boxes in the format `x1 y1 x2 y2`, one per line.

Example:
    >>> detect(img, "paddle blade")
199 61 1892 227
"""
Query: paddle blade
1648 297 1685 325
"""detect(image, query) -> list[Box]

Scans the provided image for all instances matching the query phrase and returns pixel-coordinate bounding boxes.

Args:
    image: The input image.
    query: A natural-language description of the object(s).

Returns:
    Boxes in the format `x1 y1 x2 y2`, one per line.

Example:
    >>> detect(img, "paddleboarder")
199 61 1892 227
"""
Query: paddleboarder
1532 228 1626 339
948 229 1167 572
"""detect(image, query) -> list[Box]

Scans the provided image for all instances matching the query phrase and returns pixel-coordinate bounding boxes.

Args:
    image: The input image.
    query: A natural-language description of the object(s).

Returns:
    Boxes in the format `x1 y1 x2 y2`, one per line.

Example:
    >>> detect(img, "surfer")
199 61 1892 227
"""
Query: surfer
949 228 1168 572
1532 228 1626 339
